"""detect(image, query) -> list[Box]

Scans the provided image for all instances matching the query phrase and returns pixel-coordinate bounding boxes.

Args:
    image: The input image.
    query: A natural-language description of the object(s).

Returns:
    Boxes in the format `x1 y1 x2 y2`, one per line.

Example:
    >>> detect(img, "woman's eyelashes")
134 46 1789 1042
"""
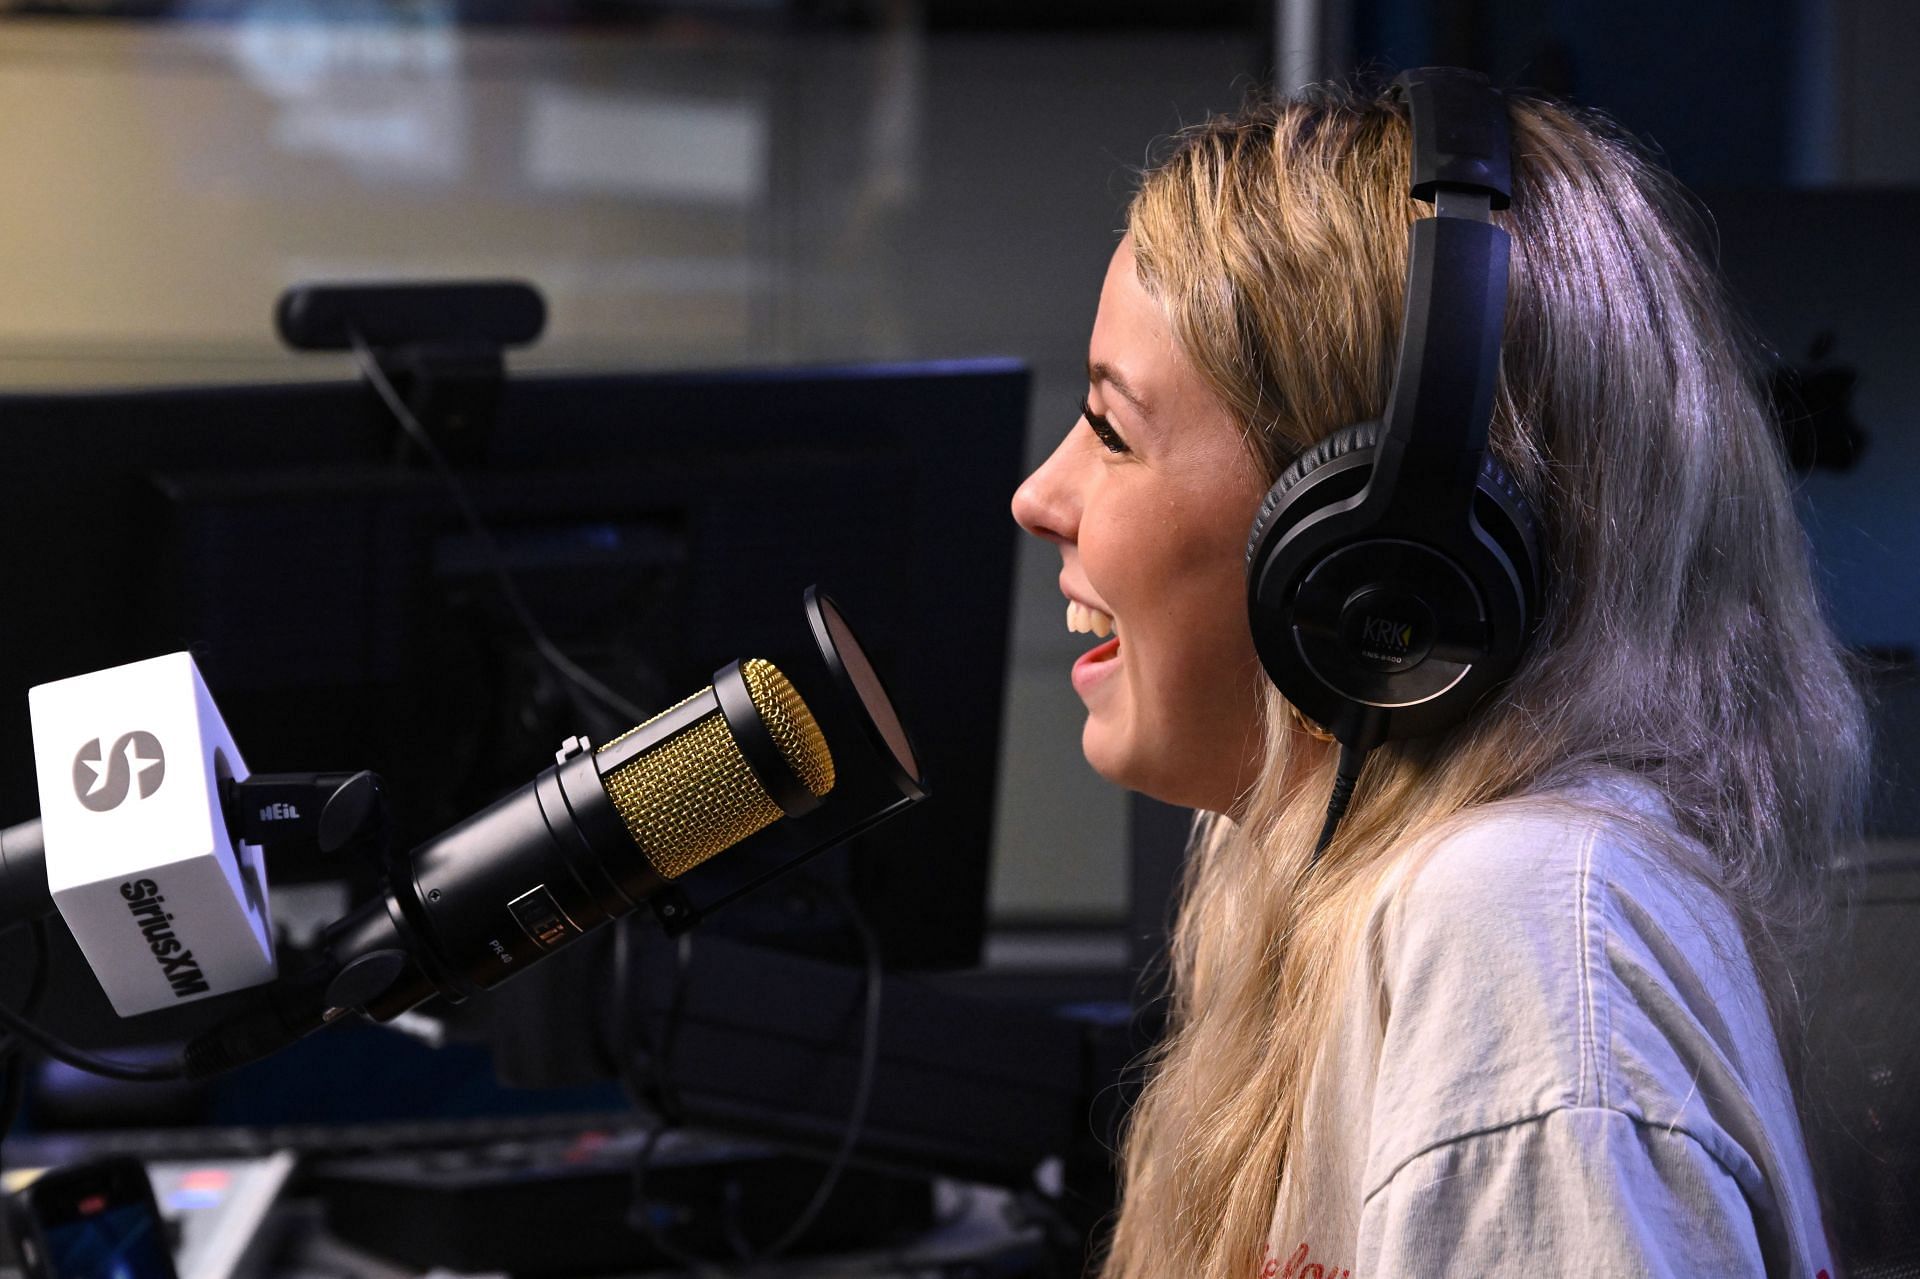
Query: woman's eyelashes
1079 396 1131 455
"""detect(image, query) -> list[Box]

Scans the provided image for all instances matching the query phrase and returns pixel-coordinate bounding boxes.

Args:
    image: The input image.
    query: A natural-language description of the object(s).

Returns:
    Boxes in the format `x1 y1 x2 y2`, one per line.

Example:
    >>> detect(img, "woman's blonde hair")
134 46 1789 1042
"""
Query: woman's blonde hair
1104 82 1870 1278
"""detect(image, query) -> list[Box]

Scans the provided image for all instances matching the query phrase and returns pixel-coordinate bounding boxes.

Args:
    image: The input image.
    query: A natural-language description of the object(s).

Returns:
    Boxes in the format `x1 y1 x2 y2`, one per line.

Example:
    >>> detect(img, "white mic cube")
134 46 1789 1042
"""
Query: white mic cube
29 652 276 1017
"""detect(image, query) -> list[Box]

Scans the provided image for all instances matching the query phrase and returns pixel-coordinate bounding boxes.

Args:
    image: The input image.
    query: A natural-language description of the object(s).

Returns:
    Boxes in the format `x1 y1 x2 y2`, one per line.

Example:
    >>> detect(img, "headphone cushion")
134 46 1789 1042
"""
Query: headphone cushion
1477 445 1541 567
1246 419 1543 610
1274 422 1379 500
1245 423 1381 568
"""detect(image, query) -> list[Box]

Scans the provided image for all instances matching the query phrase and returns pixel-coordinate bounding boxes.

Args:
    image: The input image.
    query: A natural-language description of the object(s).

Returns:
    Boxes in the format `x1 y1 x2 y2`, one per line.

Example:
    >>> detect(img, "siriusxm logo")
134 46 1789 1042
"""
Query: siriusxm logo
73 731 167 813
120 878 210 999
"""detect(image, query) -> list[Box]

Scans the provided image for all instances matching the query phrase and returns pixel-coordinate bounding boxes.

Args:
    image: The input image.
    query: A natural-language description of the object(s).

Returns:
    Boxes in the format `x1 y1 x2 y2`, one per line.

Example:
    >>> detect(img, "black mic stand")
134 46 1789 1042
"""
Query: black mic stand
0 819 49 938
182 769 448 1080
0 770 391 941
0 769 421 1085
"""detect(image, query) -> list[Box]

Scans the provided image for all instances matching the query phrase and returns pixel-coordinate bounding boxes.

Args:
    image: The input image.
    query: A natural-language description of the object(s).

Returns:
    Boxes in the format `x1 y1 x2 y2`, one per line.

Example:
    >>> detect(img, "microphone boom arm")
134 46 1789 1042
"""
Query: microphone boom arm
0 819 49 938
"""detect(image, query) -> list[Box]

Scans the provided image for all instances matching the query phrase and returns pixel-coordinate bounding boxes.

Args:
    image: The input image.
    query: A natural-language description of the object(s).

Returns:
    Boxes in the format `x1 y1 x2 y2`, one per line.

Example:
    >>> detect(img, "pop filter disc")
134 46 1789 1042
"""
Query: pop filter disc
803 586 928 803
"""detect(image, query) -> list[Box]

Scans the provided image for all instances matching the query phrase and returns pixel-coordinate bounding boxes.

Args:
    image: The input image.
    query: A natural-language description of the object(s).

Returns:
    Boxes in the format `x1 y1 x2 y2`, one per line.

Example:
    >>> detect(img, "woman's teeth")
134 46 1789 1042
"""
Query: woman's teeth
1066 600 1116 638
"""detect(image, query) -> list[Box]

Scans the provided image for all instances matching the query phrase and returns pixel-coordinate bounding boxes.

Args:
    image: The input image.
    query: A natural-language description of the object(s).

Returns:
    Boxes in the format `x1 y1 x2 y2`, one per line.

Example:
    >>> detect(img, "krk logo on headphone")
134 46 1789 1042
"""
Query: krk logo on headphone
1359 618 1420 668
1360 616 1416 655
73 731 167 812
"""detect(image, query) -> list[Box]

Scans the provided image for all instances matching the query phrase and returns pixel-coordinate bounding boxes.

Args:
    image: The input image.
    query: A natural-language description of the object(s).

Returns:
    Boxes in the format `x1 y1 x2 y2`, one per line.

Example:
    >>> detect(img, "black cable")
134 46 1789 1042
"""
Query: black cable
748 881 885 1263
0 919 50 1167
628 1121 719 1276
655 933 695 1126
625 933 704 1272
0 999 186 1084
345 328 648 726
623 882 886 1271
609 916 662 1114
616 927 693 1124
1310 740 1371 866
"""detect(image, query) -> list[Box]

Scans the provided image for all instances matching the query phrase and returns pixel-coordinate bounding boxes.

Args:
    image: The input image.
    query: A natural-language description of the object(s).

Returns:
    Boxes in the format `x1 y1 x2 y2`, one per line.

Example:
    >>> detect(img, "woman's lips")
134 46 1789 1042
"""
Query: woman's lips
1071 635 1122 697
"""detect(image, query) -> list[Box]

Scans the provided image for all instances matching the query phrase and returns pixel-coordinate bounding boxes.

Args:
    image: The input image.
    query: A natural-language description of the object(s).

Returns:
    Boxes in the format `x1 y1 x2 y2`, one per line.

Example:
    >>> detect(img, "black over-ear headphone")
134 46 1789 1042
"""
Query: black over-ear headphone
1246 67 1542 757
1243 68 1543 850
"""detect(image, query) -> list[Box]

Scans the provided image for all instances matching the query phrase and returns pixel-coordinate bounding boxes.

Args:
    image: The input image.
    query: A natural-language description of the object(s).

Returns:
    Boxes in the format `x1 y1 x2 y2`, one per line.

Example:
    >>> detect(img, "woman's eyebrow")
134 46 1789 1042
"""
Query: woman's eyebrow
1087 360 1151 417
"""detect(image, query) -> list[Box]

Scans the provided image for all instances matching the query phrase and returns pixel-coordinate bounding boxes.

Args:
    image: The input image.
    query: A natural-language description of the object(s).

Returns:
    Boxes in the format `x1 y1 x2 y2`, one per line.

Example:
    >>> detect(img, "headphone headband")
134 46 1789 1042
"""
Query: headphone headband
1394 67 1513 208
1378 68 1512 472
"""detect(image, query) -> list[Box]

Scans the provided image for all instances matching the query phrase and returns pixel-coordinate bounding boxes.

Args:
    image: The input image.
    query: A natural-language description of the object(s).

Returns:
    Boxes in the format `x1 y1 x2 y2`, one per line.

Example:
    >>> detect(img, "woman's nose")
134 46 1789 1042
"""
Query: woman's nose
1012 429 1081 546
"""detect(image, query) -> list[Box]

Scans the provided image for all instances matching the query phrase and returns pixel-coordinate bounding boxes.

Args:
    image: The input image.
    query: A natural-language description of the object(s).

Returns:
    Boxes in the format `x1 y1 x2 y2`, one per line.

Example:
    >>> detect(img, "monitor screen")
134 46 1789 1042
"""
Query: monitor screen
0 360 1028 1104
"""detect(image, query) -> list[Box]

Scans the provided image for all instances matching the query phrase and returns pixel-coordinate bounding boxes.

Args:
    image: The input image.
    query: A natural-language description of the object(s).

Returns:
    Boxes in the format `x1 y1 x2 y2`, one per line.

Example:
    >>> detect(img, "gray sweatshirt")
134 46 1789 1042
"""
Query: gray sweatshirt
1259 776 1834 1278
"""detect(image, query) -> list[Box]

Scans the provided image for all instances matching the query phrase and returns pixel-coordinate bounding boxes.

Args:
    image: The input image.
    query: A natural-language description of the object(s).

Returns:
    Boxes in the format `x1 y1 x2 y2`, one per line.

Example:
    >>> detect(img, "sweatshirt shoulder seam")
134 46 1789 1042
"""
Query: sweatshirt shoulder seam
1358 1104 1745 1209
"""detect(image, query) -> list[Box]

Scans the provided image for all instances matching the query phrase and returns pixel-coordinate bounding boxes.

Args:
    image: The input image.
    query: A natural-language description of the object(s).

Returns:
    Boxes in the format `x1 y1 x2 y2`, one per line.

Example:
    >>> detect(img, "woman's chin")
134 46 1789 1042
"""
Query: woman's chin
1081 717 1181 806
1080 714 1258 813
1079 715 1135 788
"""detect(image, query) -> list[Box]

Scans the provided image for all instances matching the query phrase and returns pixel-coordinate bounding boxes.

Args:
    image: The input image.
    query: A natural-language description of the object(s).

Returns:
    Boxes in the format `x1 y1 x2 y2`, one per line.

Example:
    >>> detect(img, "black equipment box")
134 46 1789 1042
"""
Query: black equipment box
311 1128 934 1276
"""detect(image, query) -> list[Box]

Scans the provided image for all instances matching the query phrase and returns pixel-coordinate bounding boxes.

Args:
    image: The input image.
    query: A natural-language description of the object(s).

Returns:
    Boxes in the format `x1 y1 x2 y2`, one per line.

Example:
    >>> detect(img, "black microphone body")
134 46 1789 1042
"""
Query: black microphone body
186 659 833 1078
403 735 657 992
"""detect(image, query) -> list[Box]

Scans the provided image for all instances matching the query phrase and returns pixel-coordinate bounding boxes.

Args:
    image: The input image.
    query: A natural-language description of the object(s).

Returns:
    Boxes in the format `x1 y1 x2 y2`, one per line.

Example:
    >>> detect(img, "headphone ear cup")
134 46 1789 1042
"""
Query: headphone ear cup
1245 421 1384 582
1244 420 1544 744
1244 423 1386 726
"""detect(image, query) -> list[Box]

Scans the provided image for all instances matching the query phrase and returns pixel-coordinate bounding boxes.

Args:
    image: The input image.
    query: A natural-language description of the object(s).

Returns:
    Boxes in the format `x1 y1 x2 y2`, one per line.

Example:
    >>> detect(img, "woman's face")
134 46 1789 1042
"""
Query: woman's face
1012 237 1273 813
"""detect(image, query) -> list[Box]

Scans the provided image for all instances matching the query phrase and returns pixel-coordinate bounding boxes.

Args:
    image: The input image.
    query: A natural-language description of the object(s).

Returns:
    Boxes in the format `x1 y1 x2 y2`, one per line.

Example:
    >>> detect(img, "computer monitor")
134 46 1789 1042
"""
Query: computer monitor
0 360 1028 1077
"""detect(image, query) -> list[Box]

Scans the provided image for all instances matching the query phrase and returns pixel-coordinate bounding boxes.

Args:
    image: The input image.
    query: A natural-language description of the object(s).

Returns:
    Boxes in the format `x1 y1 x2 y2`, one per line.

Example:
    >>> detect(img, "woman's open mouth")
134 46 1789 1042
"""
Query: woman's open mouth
1067 600 1123 696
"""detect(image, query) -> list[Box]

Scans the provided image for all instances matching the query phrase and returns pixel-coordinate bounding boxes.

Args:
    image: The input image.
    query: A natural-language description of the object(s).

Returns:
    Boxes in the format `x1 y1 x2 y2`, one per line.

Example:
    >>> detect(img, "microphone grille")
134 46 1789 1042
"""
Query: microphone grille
740 658 835 800
596 661 833 881
600 712 781 881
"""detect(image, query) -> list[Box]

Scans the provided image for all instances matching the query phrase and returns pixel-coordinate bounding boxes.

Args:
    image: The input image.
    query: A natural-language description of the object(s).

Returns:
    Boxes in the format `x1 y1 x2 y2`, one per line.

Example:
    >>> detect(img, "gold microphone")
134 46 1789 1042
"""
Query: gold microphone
185 658 838 1078
597 658 836 880
185 591 928 1080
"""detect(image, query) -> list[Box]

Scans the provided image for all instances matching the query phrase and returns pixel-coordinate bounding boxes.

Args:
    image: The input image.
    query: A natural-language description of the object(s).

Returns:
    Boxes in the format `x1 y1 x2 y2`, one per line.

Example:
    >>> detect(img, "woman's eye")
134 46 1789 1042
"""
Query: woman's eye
1079 396 1130 455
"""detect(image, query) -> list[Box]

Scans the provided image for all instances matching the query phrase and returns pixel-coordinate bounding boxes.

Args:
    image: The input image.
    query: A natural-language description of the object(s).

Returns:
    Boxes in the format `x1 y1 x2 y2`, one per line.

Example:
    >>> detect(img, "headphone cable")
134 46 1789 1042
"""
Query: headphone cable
1310 741 1370 866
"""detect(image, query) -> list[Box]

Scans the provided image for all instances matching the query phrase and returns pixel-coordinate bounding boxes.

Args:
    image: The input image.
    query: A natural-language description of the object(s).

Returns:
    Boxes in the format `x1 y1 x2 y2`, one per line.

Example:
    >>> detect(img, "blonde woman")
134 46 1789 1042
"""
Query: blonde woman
1013 73 1866 1277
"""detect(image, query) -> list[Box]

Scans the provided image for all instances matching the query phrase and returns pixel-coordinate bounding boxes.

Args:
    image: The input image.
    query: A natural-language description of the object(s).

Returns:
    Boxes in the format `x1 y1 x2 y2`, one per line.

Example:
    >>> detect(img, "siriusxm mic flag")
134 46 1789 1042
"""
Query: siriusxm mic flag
29 653 275 1016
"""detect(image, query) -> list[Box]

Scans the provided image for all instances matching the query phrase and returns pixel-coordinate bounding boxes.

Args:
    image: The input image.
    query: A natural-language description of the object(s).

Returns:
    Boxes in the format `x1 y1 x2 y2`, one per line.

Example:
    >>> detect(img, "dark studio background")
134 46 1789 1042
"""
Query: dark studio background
0 0 1915 1274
